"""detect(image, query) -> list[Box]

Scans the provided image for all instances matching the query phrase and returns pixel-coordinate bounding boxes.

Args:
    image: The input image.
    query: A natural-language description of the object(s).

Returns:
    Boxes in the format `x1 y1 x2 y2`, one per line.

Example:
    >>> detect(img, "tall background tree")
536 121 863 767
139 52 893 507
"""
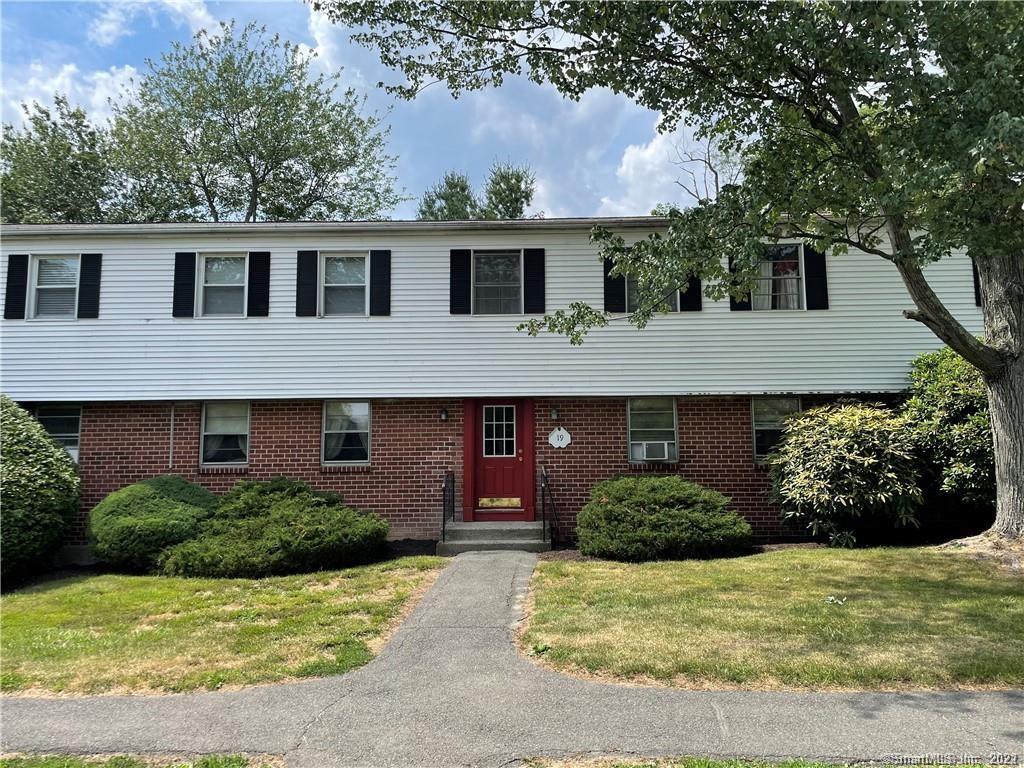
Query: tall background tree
2 21 402 223
417 161 536 220
1 97 111 224
318 0 1023 539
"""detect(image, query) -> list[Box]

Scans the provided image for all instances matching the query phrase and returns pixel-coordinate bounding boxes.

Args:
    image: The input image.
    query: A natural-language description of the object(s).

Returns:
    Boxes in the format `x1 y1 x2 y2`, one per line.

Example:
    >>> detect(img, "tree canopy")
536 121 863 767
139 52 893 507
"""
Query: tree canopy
317 0 1023 537
417 161 536 220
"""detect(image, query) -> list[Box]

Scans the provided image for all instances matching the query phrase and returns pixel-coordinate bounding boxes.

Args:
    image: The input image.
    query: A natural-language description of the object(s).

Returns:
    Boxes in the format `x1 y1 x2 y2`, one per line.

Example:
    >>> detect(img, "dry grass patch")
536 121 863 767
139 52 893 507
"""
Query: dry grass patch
0 556 444 695
521 547 1024 690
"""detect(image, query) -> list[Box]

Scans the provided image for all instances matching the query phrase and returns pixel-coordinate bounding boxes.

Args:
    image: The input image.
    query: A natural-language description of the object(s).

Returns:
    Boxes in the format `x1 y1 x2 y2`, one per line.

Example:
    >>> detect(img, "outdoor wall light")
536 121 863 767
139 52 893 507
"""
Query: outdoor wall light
440 408 449 422
550 407 560 421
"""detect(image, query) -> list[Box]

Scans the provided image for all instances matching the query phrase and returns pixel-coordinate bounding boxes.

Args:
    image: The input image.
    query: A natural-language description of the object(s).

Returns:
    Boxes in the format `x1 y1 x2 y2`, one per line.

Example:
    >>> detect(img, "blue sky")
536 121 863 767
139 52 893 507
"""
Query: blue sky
1 0 691 219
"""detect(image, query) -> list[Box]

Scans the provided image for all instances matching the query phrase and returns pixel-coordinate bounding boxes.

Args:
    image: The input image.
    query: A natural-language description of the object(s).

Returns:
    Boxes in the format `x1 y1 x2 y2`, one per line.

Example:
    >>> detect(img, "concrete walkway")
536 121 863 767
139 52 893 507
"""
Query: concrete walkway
3 552 1022 767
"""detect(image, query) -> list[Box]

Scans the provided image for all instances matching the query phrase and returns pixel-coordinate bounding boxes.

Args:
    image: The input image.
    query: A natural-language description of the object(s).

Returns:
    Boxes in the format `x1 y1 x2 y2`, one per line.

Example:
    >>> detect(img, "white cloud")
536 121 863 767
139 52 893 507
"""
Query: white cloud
528 175 569 219
596 121 687 216
88 0 216 47
298 6 365 88
2 62 138 125
469 89 546 148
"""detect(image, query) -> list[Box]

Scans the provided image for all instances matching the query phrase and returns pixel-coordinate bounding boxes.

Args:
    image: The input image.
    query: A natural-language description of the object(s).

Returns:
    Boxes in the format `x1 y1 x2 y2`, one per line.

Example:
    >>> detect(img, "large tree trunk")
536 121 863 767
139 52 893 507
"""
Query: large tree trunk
977 250 1024 539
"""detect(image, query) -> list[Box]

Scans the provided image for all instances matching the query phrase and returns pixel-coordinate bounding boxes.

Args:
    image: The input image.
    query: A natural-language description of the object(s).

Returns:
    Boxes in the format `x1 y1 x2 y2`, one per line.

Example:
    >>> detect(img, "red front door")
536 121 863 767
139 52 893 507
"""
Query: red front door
467 399 534 521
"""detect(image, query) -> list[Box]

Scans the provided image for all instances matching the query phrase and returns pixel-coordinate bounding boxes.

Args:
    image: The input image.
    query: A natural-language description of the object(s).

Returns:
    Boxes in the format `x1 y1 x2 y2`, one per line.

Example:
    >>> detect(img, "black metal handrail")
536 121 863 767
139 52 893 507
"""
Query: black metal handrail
441 470 455 542
540 465 558 546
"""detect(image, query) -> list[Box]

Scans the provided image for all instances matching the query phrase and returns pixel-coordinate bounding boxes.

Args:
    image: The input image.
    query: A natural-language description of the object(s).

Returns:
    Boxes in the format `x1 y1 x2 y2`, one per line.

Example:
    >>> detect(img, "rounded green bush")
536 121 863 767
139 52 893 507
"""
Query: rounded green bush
576 475 752 561
769 403 922 547
88 475 217 572
0 395 80 580
159 489 387 578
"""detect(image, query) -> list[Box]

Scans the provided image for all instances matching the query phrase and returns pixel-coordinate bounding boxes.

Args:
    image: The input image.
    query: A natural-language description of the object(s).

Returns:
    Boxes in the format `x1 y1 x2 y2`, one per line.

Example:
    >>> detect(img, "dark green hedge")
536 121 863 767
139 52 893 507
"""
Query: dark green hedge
577 475 752 561
0 395 80 580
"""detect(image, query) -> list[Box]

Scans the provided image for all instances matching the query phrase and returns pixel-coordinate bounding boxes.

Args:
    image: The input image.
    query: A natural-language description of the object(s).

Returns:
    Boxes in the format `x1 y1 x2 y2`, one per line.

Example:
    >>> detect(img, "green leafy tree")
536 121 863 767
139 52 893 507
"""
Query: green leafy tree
112 21 401 222
417 161 535 220
1 97 111 223
418 171 479 220
318 1 1024 539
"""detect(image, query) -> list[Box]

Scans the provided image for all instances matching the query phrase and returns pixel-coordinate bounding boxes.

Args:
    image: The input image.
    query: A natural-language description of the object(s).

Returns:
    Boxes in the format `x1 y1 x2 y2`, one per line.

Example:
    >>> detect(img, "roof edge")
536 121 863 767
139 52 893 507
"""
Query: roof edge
1 216 667 239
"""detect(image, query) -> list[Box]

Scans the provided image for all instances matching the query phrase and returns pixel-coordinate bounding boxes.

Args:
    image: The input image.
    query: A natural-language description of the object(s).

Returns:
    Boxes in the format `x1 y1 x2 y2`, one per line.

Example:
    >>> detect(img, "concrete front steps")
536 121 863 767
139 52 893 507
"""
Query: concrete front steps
436 520 551 555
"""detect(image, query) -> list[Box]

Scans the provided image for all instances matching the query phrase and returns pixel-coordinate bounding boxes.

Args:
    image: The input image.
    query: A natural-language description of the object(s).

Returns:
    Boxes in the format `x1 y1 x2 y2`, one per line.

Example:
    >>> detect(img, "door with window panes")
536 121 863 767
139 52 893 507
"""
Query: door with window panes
473 400 532 519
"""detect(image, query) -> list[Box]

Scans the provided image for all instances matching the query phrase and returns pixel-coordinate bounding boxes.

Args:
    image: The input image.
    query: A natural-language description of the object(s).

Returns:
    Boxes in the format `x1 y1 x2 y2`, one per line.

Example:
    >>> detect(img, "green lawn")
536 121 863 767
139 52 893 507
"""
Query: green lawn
0 556 444 695
522 547 1024 689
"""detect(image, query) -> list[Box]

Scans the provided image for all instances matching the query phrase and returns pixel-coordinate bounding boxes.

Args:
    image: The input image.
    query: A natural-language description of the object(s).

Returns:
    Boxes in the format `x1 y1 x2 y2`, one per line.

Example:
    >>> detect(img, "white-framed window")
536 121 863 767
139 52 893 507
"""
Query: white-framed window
472 250 522 315
322 401 371 463
201 401 250 464
29 255 79 319
628 397 678 462
33 404 82 462
626 275 679 313
321 252 368 316
752 244 805 311
482 404 516 457
198 253 247 317
752 397 802 462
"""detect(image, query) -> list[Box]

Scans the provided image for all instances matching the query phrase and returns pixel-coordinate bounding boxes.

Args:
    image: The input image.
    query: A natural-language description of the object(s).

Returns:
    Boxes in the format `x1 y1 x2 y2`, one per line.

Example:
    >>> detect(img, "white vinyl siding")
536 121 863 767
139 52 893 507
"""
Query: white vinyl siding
201 401 249 464
322 401 370 463
752 397 802 461
0 227 983 401
30 255 79 319
472 250 522 314
199 254 247 317
628 397 678 462
321 253 367 316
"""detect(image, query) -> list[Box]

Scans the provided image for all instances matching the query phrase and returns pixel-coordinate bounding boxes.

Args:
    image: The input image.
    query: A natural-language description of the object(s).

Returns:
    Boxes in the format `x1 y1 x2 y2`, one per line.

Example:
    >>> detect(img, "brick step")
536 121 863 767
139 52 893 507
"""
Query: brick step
436 538 551 555
444 521 546 541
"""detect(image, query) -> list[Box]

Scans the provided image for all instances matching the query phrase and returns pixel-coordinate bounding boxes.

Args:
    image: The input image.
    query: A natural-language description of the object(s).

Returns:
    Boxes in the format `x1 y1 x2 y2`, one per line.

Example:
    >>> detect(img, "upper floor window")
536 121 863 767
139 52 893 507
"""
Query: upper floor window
323 401 371 463
628 397 678 462
30 255 79 319
752 397 801 461
322 253 367 316
753 245 804 311
473 250 522 314
202 401 249 464
199 254 247 317
33 404 81 462
626 276 679 313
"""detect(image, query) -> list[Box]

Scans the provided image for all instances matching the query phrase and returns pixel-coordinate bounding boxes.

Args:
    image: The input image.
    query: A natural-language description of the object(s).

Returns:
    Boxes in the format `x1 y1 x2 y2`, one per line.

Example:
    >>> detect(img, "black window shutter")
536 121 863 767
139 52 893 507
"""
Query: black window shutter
603 258 626 313
804 245 829 310
678 275 702 312
247 252 271 317
77 254 102 319
172 252 197 318
4 254 29 319
523 248 545 314
369 250 391 316
972 259 982 307
450 249 472 314
296 250 319 317
728 257 752 311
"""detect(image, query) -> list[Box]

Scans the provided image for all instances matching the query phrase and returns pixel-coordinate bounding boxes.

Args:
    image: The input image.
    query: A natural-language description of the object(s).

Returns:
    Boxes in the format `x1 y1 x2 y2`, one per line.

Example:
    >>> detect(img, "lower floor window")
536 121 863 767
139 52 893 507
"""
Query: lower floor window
323 401 370 463
33 404 81 462
752 397 801 461
628 397 678 462
202 401 249 464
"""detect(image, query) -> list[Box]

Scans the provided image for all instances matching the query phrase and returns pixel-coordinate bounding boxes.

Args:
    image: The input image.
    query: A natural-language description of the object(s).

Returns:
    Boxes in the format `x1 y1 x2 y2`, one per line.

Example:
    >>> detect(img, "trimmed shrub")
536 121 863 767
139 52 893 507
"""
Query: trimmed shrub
576 475 752 561
0 395 80 580
769 403 922 547
160 489 387 578
215 476 342 519
88 475 217 572
905 347 994 511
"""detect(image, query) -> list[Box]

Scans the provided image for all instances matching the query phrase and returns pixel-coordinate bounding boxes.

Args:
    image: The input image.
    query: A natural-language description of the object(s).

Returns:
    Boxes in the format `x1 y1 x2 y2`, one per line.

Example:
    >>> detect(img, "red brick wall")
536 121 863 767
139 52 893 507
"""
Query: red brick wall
72 394 889 546
76 399 463 543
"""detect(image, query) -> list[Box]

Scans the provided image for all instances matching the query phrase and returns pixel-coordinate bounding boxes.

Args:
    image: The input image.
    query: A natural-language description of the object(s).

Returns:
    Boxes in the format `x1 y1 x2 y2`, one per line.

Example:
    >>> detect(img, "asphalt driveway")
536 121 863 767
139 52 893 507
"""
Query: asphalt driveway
2 551 1022 767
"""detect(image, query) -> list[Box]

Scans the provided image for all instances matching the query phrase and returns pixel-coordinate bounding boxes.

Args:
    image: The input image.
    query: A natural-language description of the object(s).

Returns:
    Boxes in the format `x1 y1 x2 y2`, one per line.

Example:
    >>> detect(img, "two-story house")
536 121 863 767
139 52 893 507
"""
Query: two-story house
0 217 982 558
